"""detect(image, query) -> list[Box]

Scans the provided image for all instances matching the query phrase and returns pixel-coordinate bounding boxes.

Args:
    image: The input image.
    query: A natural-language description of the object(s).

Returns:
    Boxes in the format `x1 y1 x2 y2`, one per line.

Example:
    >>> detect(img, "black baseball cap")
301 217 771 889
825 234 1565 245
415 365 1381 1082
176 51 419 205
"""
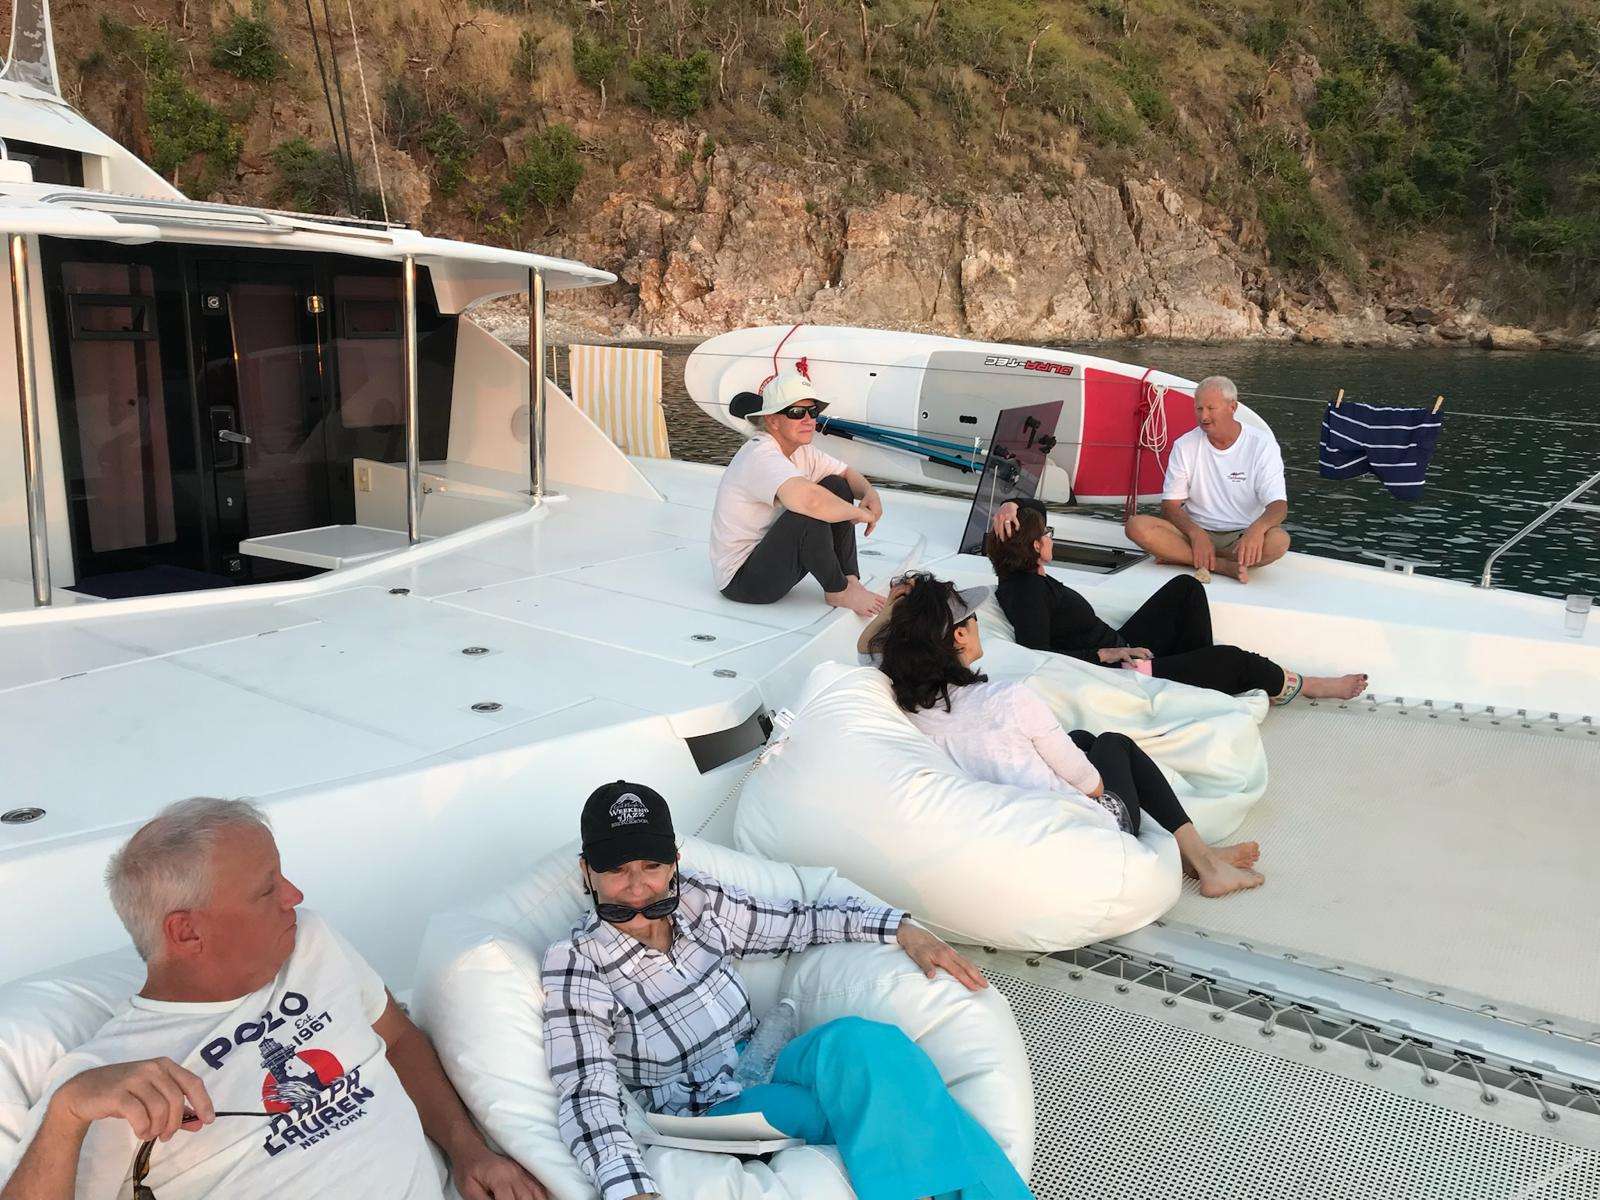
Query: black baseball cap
580 781 678 871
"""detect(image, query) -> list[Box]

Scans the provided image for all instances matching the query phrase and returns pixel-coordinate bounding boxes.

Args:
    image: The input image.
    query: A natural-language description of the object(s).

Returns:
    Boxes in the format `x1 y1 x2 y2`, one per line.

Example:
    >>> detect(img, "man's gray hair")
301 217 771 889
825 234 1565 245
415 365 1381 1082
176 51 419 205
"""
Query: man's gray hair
1195 375 1239 405
105 797 271 961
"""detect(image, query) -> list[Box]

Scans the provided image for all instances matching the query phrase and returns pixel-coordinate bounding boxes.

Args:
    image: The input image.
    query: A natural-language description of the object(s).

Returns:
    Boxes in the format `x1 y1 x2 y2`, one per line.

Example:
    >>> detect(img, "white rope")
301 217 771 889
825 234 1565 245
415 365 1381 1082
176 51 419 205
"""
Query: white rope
1139 380 1169 457
344 0 389 224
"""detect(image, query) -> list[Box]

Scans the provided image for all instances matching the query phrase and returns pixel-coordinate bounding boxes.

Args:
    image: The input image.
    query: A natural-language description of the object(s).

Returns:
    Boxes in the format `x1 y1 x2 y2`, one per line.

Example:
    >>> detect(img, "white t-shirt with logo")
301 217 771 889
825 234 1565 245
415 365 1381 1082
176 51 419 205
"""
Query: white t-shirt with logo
16 912 440 1200
1161 423 1287 532
709 435 849 589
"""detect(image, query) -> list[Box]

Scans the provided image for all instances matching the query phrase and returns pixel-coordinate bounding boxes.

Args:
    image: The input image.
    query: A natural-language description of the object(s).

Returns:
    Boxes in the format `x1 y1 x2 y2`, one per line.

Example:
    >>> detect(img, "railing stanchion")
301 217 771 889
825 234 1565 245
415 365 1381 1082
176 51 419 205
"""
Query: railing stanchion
9 231 49 605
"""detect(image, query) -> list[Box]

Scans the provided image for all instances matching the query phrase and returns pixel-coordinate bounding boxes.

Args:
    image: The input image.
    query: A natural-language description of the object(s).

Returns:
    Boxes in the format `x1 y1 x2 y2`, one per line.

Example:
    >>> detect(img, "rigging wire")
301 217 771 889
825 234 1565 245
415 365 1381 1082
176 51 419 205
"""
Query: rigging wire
300 0 353 213
317 0 363 212
344 0 390 224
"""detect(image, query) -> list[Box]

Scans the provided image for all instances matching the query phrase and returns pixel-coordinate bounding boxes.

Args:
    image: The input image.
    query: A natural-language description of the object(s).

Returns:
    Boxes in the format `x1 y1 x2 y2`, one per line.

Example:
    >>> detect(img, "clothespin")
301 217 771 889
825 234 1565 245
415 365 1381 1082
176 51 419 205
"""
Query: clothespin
1431 394 1445 415
1334 388 1344 409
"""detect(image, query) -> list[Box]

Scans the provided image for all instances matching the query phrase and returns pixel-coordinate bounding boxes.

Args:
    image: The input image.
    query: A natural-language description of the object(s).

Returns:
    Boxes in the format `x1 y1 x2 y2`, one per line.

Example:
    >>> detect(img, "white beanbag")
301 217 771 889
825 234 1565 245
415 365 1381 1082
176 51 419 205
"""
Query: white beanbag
0 950 144 1180
412 837 1034 1200
735 663 1183 952
978 593 1269 843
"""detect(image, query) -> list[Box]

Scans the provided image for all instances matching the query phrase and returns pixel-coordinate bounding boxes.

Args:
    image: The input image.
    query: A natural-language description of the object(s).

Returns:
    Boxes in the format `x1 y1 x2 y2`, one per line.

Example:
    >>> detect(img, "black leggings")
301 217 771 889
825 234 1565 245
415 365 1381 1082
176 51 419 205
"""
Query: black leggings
1116 576 1286 697
721 474 861 603
1068 730 1192 837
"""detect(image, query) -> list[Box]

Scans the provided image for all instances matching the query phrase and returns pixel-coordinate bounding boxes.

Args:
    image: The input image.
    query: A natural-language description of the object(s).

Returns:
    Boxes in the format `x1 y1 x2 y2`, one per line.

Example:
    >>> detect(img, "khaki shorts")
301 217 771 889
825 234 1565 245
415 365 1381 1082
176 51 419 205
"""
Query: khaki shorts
1202 528 1248 552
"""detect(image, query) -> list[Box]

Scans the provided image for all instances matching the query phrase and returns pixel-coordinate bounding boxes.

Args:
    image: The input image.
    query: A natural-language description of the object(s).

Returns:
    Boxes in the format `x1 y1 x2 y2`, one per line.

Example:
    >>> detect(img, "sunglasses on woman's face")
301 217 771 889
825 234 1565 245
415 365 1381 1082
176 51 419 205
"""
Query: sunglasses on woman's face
776 402 827 421
592 867 681 925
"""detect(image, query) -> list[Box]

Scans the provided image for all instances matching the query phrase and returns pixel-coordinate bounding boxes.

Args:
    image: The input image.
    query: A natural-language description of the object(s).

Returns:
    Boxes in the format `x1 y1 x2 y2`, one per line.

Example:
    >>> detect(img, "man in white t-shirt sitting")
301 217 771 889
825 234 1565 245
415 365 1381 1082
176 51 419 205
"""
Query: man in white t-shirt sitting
1124 375 1290 583
2 798 545 1200
710 373 887 616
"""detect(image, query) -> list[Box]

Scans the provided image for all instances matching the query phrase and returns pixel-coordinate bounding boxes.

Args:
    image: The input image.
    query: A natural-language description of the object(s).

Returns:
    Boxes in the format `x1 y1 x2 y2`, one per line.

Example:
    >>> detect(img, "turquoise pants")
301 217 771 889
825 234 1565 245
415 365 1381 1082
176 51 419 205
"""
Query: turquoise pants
708 1016 1032 1200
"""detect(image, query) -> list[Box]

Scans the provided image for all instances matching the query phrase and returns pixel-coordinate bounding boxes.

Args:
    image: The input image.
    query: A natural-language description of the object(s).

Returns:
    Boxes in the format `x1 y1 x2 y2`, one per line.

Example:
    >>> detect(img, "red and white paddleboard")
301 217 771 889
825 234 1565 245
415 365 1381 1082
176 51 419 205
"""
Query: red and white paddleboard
684 324 1266 504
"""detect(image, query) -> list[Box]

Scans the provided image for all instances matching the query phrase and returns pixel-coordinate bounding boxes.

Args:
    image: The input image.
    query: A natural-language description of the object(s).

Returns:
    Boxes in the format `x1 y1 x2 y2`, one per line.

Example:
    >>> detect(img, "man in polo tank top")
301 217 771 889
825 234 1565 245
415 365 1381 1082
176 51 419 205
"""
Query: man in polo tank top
2 798 545 1200
1124 375 1291 583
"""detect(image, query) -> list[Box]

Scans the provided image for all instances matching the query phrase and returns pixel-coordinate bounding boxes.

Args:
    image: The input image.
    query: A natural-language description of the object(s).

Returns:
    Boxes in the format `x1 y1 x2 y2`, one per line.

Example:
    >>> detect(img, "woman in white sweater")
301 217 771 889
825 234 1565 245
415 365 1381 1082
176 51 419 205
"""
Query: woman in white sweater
869 574 1264 898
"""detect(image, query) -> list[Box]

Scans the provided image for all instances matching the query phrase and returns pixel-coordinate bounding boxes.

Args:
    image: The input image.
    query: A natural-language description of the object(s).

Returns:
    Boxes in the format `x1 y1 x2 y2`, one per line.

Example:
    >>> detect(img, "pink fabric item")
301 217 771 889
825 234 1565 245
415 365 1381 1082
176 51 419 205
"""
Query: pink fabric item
1120 659 1155 677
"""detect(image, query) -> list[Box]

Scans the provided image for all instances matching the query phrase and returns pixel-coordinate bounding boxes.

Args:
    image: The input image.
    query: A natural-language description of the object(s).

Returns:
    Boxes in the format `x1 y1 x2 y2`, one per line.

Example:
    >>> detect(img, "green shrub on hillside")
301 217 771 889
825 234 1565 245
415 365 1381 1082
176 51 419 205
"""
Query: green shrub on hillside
210 5 284 81
1240 127 1350 274
573 33 623 91
422 113 473 196
101 16 242 196
630 51 714 117
776 31 814 92
502 125 584 219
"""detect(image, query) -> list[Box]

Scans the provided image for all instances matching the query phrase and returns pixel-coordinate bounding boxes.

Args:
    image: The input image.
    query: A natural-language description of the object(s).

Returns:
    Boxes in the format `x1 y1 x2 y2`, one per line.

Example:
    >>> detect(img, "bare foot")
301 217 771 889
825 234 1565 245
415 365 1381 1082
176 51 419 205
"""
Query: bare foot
1194 856 1265 898
1183 841 1260 878
1212 556 1248 583
826 578 887 617
1303 673 1367 700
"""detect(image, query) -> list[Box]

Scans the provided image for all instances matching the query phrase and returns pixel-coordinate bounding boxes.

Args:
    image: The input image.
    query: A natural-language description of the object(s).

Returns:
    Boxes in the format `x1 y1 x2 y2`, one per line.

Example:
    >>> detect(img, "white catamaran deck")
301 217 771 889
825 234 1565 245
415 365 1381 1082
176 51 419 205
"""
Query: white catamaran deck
1169 702 1600 1028
3 457 1597 1013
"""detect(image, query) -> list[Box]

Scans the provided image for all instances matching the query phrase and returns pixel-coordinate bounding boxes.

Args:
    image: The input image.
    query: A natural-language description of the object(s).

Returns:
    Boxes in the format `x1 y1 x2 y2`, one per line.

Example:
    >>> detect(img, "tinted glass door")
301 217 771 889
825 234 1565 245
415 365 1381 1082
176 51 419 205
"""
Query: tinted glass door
193 260 332 579
45 244 207 585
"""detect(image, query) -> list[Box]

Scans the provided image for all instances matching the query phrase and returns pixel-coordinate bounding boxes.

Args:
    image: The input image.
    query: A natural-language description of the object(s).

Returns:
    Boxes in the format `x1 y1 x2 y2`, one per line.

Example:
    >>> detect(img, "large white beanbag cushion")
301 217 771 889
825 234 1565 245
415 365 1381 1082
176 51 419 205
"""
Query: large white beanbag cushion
976 593 1269 842
412 836 1034 1200
0 950 144 1180
736 663 1183 952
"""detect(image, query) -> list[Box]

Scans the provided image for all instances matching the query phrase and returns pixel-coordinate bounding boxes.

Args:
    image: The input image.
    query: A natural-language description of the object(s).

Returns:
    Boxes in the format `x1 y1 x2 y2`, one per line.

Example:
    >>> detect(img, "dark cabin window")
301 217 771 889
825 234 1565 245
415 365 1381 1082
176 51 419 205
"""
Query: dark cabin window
4 138 85 187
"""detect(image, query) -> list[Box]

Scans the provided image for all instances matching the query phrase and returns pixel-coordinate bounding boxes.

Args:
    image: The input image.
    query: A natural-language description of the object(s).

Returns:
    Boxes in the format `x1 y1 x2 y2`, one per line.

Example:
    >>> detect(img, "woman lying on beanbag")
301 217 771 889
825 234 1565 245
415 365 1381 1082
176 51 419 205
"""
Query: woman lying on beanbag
541 780 1033 1200
988 500 1366 704
869 574 1265 899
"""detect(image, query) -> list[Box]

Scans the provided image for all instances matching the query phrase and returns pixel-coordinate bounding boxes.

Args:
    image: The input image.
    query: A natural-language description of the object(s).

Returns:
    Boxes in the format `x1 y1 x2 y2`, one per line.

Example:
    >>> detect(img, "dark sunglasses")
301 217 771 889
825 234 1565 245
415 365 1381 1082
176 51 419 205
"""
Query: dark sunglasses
775 402 827 421
591 867 681 924
134 1110 269 1199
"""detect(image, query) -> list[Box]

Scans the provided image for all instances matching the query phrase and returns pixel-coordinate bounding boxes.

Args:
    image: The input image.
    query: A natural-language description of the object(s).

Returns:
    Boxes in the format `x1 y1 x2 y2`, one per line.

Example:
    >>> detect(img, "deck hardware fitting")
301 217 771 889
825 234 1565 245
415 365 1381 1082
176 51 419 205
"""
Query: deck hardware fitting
389 587 410 595
712 668 738 678
691 634 717 642
462 646 490 656
1 807 45 824
470 701 503 713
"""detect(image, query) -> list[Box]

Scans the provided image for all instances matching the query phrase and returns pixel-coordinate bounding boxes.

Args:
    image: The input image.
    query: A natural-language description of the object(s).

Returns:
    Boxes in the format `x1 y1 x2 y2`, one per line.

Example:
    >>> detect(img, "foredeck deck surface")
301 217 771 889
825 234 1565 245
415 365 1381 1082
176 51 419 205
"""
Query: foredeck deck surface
1168 704 1600 1027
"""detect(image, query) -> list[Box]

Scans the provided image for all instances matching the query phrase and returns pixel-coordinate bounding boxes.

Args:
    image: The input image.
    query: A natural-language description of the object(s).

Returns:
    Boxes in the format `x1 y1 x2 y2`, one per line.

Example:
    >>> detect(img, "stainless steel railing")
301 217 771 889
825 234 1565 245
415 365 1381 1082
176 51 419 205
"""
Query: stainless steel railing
1479 466 1600 588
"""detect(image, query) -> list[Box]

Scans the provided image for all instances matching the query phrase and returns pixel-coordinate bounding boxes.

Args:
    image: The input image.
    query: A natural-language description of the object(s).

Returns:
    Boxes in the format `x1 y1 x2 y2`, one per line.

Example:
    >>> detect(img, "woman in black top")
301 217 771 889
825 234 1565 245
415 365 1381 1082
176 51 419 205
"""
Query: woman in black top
988 500 1366 703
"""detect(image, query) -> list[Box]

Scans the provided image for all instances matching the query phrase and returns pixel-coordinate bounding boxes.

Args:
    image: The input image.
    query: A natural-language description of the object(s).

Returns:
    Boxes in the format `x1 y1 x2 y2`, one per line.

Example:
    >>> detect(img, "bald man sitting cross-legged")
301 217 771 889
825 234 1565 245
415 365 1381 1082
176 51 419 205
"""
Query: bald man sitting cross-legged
1124 375 1290 584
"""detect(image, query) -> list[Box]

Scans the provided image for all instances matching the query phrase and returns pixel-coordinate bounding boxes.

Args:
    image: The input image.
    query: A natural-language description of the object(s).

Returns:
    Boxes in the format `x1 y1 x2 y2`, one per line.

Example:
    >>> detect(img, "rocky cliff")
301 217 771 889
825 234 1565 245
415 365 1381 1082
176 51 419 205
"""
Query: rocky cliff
526 141 1567 350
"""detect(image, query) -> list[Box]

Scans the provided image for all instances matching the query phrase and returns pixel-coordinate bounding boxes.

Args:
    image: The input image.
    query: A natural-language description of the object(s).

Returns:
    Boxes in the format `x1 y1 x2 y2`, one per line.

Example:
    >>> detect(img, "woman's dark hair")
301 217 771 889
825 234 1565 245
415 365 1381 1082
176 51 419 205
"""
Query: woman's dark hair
871 574 987 713
984 504 1047 579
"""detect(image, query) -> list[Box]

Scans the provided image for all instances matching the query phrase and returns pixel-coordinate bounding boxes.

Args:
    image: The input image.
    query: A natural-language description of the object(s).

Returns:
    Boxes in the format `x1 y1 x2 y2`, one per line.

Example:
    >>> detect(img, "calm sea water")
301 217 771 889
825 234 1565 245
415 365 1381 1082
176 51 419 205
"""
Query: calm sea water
644 341 1600 601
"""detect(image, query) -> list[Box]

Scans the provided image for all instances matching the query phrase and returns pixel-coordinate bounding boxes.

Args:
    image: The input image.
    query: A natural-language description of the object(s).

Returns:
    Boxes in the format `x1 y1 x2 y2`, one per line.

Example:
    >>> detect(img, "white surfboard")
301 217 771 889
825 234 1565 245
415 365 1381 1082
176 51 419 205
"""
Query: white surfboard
685 324 1265 503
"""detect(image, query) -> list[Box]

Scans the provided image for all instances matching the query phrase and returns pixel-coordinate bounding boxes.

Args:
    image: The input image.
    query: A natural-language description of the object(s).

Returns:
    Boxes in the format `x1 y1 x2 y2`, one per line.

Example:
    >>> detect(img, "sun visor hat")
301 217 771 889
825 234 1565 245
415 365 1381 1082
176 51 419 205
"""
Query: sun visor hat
947 584 991 627
580 781 677 871
747 373 825 419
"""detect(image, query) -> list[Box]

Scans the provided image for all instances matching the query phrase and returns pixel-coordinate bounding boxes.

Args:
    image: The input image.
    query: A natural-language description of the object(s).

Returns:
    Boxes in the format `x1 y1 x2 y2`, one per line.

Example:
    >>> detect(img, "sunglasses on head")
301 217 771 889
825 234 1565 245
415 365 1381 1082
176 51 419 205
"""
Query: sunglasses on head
775 401 827 421
590 867 681 924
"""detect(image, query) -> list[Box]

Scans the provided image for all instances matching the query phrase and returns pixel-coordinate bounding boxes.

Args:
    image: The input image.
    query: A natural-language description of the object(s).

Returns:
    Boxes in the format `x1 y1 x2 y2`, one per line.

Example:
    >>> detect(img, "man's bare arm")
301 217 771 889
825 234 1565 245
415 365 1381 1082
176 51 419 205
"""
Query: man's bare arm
375 994 546 1200
1249 499 1288 532
775 477 867 524
1 1059 214 1200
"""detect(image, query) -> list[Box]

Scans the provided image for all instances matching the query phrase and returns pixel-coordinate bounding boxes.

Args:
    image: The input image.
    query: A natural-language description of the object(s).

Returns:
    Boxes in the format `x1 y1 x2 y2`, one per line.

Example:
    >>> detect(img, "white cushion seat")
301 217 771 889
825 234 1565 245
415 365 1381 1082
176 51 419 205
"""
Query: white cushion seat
736 662 1185 952
412 837 1034 1200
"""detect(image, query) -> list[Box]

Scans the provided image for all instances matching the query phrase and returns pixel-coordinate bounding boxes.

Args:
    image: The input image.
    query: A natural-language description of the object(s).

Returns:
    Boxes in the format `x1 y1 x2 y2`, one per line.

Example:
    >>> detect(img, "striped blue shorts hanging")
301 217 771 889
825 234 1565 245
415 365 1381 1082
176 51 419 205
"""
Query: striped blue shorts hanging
1318 401 1445 500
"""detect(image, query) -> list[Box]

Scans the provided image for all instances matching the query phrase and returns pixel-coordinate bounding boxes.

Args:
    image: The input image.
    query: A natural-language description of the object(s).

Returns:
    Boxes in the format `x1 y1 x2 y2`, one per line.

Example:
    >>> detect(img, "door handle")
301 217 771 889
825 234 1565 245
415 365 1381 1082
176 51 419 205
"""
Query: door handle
217 429 252 445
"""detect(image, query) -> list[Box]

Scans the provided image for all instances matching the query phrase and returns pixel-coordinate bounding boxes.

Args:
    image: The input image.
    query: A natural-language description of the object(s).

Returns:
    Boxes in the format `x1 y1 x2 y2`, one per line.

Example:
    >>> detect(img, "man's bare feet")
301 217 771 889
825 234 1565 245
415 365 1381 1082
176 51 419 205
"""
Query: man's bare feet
1183 841 1260 878
1302 673 1368 700
1212 556 1248 583
826 578 887 617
